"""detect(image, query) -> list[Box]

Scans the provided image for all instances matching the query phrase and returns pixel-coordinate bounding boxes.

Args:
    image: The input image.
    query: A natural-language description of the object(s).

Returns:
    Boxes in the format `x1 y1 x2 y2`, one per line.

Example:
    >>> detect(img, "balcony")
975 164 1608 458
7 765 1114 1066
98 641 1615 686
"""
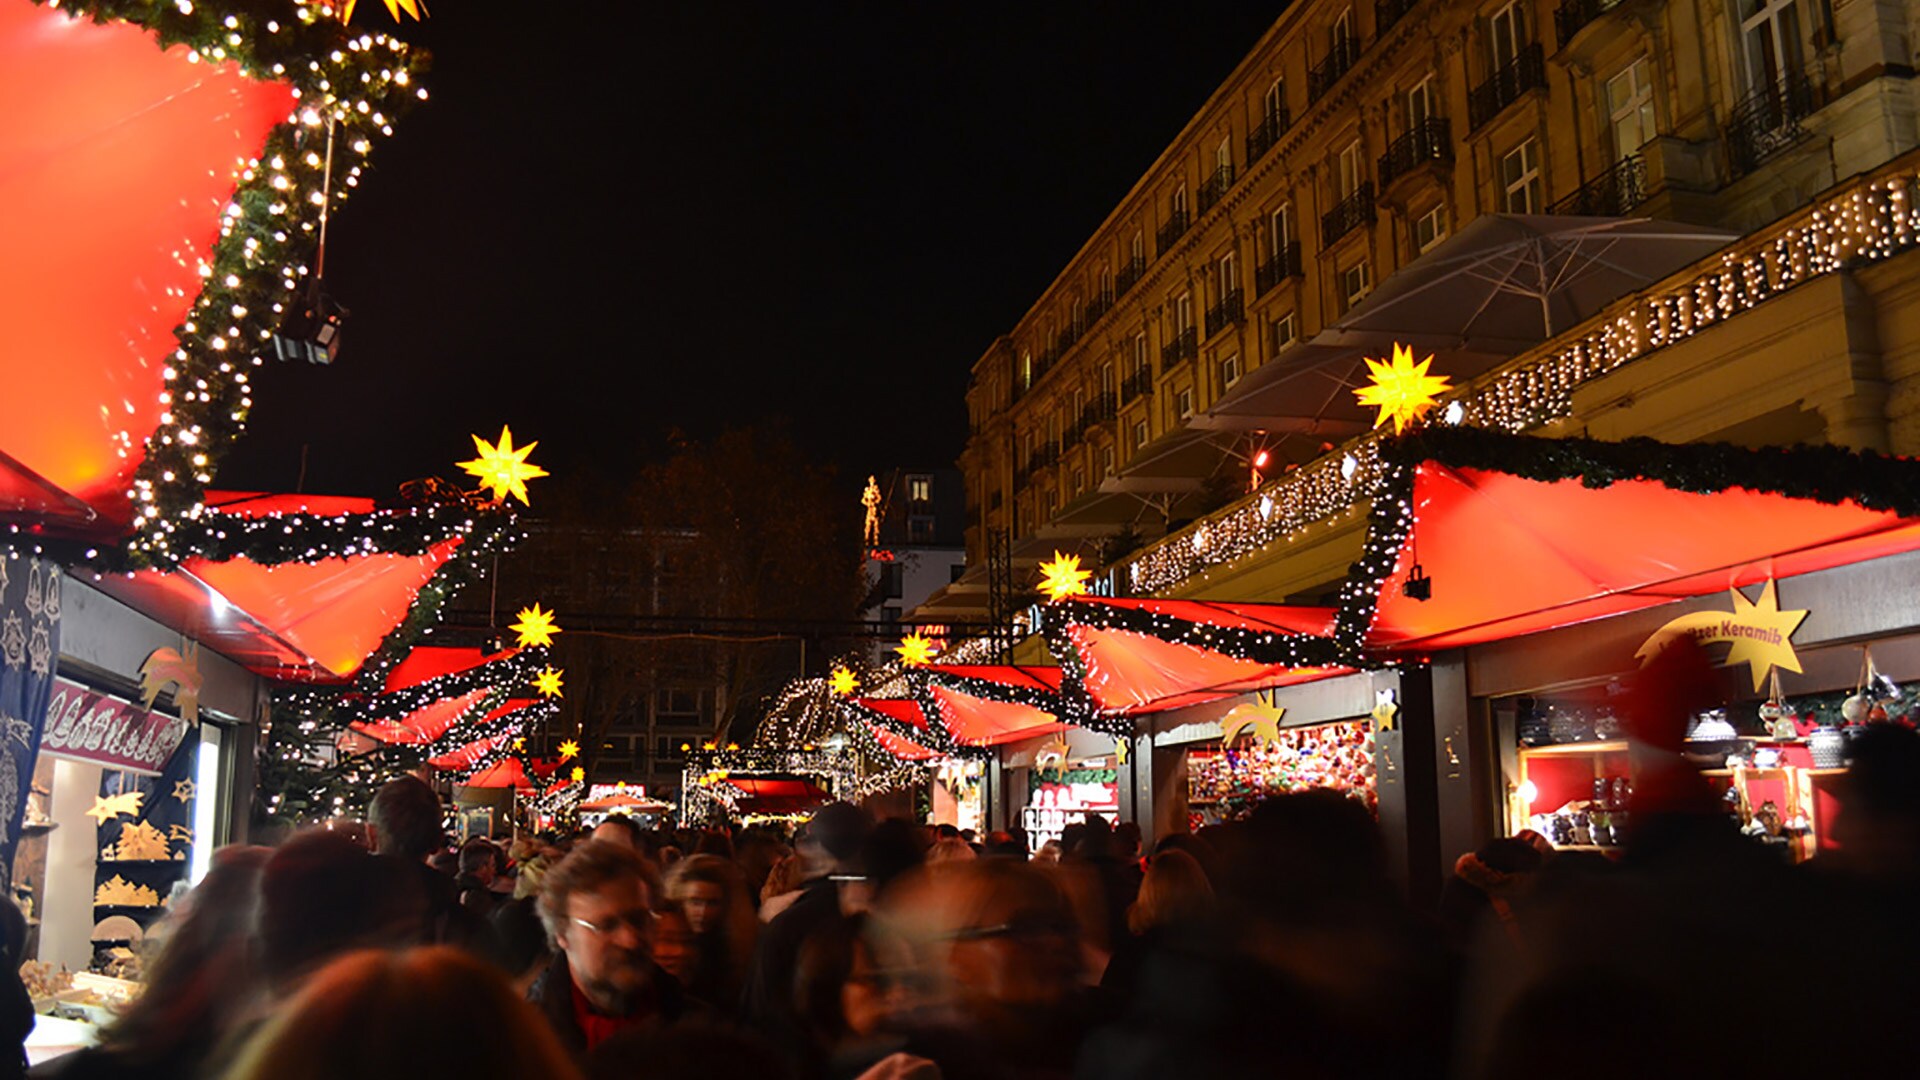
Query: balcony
1085 289 1114 327
1115 255 1147 296
1255 241 1304 295
1548 153 1646 217
1308 35 1362 104
1554 0 1625 46
1161 326 1198 366
1203 289 1245 339
1377 116 1452 188
1320 182 1376 247
1246 106 1291 163
1120 364 1154 403
1086 390 1117 425
1197 164 1235 214
1727 72 1825 179
1156 209 1192 257
1377 0 1416 33
1468 42 1546 131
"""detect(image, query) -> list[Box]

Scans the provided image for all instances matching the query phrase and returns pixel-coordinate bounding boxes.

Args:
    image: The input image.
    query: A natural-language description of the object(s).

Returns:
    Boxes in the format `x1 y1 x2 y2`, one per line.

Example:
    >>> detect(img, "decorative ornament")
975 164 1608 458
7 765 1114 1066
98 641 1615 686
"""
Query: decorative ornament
139 644 204 725
557 739 579 761
341 0 427 24
0 613 21 671
95 876 160 908
1220 690 1286 747
512 737 526 750
1372 689 1400 731
86 791 145 826
1635 580 1808 692
458 425 549 507
167 824 195 848
570 766 585 783
1354 343 1452 434
171 779 196 804
895 633 935 668
1036 734 1071 775
829 667 859 697
26 623 49 677
862 475 883 549
508 603 561 649
1036 552 1093 602
533 666 565 699
1115 736 1130 764
112 821 171 861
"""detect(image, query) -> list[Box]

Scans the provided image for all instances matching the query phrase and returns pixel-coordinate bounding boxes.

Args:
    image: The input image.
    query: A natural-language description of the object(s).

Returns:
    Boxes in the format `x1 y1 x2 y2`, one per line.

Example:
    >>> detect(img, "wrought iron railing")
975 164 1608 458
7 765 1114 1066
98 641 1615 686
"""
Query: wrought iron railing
1115 255 1147 296
1554 0 1624 46
1247 107 1291 163
1727 71 1824 178
1161 326 1198 366
1156 208 1191 256
1308 35 1362 104
1320 182 1376 247
1548 153 1646 217
1378 116 1452 187
1198 163 1235 214
1469 42 1546 131
1120 364 1154 403
1255 241 1304 295
1377 0 1417 34
1203 289 1245 339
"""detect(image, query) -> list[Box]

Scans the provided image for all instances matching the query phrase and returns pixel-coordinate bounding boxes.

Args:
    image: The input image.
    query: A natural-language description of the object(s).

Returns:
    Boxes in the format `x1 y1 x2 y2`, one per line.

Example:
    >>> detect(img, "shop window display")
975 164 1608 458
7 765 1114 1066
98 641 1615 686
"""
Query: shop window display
1186 719 1376 827
1023 757 1118 853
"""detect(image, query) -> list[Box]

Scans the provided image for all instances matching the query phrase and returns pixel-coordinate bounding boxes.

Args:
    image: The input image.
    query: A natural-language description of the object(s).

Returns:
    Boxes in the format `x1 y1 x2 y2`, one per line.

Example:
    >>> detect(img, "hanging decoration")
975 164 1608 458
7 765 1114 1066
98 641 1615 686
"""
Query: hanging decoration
1036 551 1093 603
1372 689 1400 731
509 603 561 649
1354 343 1453 435
1635 580 1809 691
85 791 144 827
137 645 203 725
1219 689 1286 747
557 739 579 762
340 0 426 24
533 666 565 699
829 667 859 697
895 633 936 668
458 426 549 507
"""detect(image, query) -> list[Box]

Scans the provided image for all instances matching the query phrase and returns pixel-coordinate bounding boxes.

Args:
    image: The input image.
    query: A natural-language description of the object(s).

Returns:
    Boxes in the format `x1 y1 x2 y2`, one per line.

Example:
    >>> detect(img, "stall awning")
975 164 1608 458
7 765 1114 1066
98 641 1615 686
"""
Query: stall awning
461 756 560 792
1042 596 1349 715
911 666 1071 747
845 697 942 761
1356 430 1920 652
724 776 832 815
0 2 296 527
354 688 493 747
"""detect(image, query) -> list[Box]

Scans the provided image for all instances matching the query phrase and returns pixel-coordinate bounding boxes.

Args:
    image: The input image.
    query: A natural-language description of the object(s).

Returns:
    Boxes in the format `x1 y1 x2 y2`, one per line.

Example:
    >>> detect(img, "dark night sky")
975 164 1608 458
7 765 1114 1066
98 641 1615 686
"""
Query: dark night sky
216 4 1279 500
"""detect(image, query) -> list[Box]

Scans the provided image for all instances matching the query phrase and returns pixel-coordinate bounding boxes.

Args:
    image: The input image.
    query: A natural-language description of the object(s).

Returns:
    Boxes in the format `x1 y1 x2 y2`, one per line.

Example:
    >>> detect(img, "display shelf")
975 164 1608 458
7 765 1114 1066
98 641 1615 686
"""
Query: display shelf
19 823 55 836
1519 740 1630 756
95 860 185 867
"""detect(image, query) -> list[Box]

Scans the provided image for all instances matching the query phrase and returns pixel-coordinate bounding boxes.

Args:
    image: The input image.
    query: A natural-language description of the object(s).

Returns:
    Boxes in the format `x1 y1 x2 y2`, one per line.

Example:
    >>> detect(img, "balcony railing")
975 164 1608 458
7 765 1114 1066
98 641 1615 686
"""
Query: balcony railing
1554 0 1625 45
1377 0 1416 33
1320 182 1376 247
1197 164 1235 214
1120 364 1154 403
1468 42 1546 131
1255 240 1304 295
1247 106 1291 163
1203 289 1245 339
1161 326 1198 366
1086 390 1117 425
1115 254 1147 296
1308 35 1362 104
1548 153 1646 217
1085 289 1114 327
1378 116 1452 187
1727 71 1824 178
1156 209 1192 256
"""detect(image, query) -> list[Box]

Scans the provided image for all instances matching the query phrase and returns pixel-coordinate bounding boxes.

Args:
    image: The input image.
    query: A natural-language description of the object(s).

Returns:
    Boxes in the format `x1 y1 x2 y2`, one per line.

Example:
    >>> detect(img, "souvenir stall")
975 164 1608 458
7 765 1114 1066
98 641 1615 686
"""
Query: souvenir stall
906 664 1070 843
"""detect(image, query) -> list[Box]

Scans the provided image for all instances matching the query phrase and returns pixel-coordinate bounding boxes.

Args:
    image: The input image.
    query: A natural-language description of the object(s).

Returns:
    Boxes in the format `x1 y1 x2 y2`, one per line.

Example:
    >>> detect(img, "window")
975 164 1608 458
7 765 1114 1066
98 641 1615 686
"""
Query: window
1218 251 1238 297
1133 420 1150 450
1099 266 1114 302
1341 262 1372 310
1606 58 1656 159
657 738 683 761
655 688 704 726
1101 446 1116 478
1740 0 1806 93
1272 311 1298 353
1221 353 1243 388
1132 331 1149 368
1215 137 1232 172
1100 362 1114 396
1501 138 1542 213
1071 469 1085 497
951 564 966 583
1175 388 1195 420
1407 75 1436 128
907 474 932 503
1489 0 1527 70
1336 139 1364 199
1021 351 1033 388
1172 183 1188 215
1264 78 1285 120
1332 5 1354 46
1416 205 1448 253
1175 292 1193 333
1270 204 1294 252
1130 230 1145 264
909 515 935 543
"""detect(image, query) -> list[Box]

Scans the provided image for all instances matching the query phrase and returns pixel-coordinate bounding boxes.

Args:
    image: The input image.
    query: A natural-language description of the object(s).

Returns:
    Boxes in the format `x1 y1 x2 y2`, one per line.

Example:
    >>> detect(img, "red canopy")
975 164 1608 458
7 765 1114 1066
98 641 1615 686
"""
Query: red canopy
0 2 295 526
723 776 831 815
1367 463 1920 651
462 757 541 791
927 685 1059 746
354 688 492 746
868 721 940 760
383 646 522 694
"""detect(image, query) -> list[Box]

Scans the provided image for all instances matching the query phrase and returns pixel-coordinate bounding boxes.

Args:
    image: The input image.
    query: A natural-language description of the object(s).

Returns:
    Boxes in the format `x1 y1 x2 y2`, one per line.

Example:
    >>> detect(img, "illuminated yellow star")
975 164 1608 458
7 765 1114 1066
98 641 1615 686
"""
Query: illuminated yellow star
570 766 585 783
532 666 564 699
341 0 425 24
829 667 859 696
1221 690 1287 747
512 737 525 750
895 633 935 667
557 739 579 761
1354 343 1453 435
1037 551 1093 602
458 425 549 506
509 603 561 649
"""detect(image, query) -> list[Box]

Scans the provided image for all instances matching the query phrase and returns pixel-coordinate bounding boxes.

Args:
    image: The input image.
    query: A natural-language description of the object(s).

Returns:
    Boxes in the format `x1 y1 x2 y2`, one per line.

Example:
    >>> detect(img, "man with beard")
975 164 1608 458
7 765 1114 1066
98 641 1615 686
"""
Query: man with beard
531 839 700 1059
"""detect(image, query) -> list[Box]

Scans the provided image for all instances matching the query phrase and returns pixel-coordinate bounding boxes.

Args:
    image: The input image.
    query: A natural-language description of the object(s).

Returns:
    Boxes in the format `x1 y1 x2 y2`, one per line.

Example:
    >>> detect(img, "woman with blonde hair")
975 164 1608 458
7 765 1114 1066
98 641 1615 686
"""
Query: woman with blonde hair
220 946 579 1080
1102 848 1214 1003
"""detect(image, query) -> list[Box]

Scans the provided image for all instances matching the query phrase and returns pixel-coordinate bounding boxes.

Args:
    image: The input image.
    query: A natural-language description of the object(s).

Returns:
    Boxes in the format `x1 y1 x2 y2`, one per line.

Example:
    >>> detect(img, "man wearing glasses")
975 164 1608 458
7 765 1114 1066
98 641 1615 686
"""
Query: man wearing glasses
531 840 699 1057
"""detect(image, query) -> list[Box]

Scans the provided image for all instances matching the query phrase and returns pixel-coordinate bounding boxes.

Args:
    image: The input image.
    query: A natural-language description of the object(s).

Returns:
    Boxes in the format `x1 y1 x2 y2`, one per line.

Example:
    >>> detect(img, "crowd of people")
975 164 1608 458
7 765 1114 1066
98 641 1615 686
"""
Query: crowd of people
6 721 1920 1079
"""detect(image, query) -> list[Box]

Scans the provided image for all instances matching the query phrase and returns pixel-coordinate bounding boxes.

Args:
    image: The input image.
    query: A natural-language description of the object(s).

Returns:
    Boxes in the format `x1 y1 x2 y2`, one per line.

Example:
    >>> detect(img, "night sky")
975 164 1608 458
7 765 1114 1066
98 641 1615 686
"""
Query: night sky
216 4 1279 500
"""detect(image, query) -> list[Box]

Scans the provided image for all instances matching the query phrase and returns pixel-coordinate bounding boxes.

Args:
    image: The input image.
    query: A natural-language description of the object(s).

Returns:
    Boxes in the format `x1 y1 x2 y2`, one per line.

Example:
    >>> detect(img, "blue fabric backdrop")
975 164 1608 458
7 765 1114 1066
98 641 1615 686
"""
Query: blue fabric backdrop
0 550 60 880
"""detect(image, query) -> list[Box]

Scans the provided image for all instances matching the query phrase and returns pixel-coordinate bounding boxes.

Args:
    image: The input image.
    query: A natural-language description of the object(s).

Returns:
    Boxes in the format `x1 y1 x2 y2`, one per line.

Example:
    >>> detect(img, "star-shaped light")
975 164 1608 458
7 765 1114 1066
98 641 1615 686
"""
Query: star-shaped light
1372 689 1400 731
570 766 585 783
341 0 426 24
509 603 561 649
458 425 549 506
1354 343 1453 434
512 737 525 750
1221 690 1287 746
895 633 935 667
1037 551 1093 602
557 739 579 761
828 667 859 696
533 666 565 699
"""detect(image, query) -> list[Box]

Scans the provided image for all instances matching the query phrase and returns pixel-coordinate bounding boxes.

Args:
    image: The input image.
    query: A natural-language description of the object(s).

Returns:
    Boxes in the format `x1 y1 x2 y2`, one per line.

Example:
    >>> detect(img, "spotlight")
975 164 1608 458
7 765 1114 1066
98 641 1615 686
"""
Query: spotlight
272 280 348 364
1402 563 1432 601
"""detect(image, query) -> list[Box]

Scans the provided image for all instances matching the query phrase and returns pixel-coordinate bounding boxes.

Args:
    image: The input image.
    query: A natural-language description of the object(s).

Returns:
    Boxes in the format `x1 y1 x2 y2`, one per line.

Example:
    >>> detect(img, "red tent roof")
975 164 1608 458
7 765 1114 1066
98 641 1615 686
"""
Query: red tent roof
867 721 939 760
723 776 832 815
354 688 492 746
0 3 295 526
462 757 538 791
856 696 931 731
927 685 1059 746
383 646 521 694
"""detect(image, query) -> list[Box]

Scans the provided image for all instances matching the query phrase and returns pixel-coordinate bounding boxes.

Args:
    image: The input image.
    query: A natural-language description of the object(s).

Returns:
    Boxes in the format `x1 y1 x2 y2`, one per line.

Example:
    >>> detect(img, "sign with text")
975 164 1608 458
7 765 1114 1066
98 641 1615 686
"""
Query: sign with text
40 677 194 776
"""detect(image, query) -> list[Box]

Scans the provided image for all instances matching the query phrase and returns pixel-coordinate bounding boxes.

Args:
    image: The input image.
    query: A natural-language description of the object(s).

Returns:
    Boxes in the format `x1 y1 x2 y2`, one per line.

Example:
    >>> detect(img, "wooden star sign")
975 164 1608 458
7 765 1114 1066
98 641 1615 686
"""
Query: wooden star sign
1372 689 1400 731
1220 689 1286 747
86 791 144 826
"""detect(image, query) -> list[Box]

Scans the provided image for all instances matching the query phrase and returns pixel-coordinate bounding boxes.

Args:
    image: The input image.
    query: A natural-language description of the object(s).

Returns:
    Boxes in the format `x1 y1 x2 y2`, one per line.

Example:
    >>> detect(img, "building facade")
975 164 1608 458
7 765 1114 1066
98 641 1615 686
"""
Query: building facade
862 467 968 660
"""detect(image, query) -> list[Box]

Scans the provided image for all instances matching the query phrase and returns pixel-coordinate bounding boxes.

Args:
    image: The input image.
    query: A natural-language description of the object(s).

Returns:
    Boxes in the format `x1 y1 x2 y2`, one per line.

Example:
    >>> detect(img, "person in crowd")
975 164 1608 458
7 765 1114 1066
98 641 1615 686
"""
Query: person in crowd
1031 839 1062 865
218 947 578 1080
759 851 809 921
1099 848 1213 1005
734 830 792 900
32 847 269 1080
742 803 873 1037
531 840 699 1059
491 892 553 996
980 831 1024 860
924 837 975 865
647 903 699 991
663 855 757 1010
0 896 31 1080
455 836 504 919
257 830 431 993
585 1023 795 1080
1435 834 1548 957
591 815 642 851
794 913 935 1080
860 818 928 900
367 776 493 954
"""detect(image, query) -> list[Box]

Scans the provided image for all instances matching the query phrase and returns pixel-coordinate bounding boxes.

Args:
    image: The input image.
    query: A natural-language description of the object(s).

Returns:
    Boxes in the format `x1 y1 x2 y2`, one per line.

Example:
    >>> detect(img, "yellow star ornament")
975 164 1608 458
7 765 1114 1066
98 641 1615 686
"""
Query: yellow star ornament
458 425 549 506
570 766 585 783
1354 343 1453 435
557 739 579 761
829 667 859 696
509 603 561 649
1635 579 1808 691
1037 551 1093 602
341 0 426 23
895 633 935 667
1221 690 1286 747
533 666 565 699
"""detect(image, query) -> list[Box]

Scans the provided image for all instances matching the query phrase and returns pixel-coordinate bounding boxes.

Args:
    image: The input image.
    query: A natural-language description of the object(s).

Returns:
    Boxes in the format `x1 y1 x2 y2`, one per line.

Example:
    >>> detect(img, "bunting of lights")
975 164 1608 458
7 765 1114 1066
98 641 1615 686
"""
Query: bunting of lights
678 746 857 825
